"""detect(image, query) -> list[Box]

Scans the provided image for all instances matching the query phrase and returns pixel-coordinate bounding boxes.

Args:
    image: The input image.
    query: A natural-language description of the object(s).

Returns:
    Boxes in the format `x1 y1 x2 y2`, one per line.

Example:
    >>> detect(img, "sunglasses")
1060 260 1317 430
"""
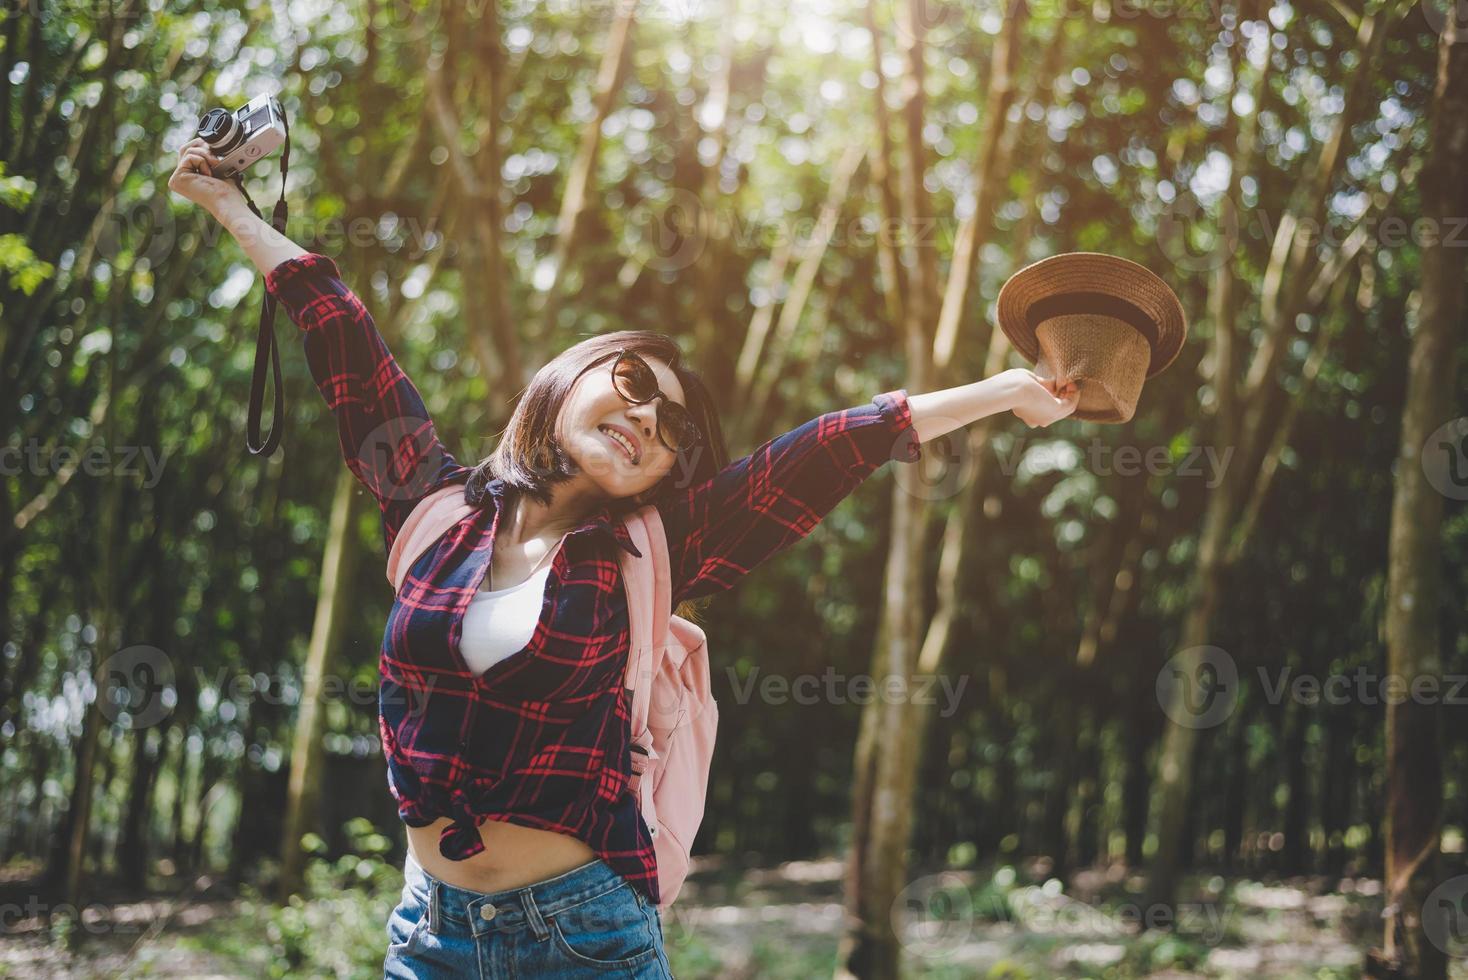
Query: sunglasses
602 349 703 455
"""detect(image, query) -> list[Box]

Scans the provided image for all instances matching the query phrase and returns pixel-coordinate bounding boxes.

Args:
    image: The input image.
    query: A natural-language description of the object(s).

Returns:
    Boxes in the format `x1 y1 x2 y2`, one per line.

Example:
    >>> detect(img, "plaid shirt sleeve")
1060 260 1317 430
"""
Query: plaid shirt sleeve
264 252 467 553
654 389 923 605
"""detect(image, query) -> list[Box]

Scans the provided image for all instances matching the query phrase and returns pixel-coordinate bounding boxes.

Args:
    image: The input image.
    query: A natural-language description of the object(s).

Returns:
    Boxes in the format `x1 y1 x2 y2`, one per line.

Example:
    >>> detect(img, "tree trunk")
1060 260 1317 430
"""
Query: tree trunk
1322 707 1351 876
1123 697 1151 869
1222 711 1247 872
278 468 366 902
60 299 126 929
835 1 938 975
1373 16 1465 979
1148 2 1392 914
533 0 637 344
117 727 162 880
1282 697 1309 874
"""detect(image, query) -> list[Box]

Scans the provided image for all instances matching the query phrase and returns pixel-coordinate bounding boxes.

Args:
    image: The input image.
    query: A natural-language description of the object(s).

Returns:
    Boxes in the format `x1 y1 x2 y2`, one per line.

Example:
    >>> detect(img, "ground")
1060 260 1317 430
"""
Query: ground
2 855 1462 979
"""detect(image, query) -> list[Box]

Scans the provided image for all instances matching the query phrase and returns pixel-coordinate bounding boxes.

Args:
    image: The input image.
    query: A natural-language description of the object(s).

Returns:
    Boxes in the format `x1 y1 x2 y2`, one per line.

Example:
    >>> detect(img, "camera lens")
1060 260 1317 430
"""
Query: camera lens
197 108 244 154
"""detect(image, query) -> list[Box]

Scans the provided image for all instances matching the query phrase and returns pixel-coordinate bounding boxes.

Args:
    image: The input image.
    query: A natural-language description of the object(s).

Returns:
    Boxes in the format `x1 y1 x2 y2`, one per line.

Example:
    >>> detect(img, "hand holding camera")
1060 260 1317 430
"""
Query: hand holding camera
167 91 295 456
169 93 287 216
167 137 242 214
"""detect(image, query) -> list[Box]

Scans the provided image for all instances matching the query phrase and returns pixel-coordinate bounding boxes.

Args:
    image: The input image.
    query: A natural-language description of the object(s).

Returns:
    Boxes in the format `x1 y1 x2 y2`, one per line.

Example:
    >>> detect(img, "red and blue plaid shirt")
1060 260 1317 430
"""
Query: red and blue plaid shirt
265 252 923 905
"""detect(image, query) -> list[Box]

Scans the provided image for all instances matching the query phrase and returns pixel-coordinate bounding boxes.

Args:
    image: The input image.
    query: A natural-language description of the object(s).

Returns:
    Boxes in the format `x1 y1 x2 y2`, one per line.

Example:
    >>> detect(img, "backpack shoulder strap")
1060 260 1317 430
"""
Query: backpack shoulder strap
617 505 673 738
386 483 476 595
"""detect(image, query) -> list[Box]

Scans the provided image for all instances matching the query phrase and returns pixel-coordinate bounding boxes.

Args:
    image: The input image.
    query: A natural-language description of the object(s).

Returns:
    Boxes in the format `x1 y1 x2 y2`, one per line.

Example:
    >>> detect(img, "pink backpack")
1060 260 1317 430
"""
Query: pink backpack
385 485 718 909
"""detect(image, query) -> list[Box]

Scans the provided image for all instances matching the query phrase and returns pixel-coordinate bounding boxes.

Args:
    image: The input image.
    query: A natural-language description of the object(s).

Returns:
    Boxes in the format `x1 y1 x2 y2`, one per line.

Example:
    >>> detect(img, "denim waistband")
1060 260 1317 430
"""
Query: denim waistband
403 848 635 940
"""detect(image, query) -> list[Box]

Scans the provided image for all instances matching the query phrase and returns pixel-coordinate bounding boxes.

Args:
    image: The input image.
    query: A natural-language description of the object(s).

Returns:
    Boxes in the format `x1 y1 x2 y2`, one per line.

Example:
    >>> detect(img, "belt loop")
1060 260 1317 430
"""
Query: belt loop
520 887 551 941
428 878 441 935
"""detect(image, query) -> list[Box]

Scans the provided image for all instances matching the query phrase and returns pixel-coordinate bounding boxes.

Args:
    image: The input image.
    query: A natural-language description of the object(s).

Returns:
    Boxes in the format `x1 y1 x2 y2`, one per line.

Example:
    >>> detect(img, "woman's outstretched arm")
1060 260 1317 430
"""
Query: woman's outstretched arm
653 370 1077 606
909 369 1078 438
168 139 468 552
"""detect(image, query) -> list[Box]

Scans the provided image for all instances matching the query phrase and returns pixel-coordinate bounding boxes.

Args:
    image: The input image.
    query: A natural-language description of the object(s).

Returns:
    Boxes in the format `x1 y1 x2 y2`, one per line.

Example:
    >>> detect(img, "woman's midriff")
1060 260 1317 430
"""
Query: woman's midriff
406 817 597 893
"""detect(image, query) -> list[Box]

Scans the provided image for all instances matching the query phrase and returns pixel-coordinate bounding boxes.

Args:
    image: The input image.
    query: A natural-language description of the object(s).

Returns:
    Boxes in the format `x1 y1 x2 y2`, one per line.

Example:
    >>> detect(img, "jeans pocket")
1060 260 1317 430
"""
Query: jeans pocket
385 891 429 958
547 884 661 971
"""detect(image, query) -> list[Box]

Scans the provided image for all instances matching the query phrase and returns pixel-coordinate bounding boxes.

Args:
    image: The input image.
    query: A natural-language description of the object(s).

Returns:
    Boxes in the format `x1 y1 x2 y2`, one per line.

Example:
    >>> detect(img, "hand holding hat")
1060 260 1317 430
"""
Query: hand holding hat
996 252 1188 424
1009 369 1080 428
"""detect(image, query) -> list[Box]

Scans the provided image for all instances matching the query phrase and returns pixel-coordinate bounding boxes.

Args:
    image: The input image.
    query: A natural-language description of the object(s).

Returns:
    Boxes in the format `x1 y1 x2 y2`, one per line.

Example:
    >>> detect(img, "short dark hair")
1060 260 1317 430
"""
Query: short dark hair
464 330 729 521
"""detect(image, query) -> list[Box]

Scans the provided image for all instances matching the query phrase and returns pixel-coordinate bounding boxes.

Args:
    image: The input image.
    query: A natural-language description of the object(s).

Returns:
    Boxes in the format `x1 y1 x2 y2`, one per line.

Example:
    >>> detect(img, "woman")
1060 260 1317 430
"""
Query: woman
169 137 1078 978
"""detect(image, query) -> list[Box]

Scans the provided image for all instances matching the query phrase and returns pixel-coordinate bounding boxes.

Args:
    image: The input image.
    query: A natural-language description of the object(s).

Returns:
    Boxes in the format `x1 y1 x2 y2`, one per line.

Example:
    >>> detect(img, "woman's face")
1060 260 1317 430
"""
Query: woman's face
557 352 688 502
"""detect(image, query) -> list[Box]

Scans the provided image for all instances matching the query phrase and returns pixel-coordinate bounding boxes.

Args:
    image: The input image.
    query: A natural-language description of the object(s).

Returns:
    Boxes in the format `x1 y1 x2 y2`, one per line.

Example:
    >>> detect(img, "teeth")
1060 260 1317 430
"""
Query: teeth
600 426 637 463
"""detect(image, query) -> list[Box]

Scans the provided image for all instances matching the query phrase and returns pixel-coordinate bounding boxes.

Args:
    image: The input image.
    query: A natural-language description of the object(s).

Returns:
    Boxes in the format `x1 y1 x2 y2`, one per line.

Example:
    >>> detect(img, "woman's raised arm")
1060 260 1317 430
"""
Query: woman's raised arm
169 139 469 553
652 371 1077 606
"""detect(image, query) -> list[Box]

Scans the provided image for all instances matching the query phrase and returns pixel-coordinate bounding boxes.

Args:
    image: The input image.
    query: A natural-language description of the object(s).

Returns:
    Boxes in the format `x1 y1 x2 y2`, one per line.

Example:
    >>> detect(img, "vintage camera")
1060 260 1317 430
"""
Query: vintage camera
196 93 287 181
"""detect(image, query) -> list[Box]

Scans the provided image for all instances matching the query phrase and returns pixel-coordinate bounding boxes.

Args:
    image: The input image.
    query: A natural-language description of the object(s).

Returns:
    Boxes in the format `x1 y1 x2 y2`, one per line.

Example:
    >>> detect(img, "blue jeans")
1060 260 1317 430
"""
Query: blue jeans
384 849 674 978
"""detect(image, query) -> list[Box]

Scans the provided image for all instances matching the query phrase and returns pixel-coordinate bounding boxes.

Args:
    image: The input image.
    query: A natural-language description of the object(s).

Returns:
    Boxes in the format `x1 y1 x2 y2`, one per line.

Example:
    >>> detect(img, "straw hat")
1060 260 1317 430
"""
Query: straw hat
996 252 1187 423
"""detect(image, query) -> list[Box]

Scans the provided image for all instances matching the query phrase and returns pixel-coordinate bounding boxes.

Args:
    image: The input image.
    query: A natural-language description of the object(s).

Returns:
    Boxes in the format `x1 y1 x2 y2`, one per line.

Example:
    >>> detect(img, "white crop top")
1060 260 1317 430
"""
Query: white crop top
458 536 566 675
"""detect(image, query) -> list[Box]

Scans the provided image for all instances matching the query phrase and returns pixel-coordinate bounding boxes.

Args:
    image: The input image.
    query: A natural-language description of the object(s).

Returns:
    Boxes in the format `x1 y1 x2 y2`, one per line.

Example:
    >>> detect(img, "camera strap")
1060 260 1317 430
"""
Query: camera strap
233 114 291 456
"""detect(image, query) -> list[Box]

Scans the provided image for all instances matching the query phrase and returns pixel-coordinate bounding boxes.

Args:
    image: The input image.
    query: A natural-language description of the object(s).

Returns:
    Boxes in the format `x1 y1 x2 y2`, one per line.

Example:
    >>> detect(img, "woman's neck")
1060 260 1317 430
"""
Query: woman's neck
502 486 600 545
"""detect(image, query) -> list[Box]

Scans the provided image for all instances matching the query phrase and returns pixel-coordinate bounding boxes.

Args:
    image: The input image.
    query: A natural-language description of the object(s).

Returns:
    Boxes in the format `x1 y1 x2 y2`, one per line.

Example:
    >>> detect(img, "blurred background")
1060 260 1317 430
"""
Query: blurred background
1 0 1465 977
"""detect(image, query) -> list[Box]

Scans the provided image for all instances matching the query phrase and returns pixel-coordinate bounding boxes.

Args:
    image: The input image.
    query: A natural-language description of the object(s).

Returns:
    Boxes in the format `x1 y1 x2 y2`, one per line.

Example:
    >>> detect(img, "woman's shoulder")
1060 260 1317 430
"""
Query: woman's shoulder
386 480 483 594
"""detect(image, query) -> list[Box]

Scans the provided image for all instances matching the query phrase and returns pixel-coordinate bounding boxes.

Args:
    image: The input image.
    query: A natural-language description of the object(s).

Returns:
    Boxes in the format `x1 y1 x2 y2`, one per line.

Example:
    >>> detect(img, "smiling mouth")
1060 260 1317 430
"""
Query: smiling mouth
598 425 641 465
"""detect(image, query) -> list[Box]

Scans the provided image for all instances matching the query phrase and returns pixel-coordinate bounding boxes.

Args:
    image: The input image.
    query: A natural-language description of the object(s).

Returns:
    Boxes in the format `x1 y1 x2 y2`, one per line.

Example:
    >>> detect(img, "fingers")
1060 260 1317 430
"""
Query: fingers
179 147 217 178
179 139 221 165
179 153 210 178
181 136 220 155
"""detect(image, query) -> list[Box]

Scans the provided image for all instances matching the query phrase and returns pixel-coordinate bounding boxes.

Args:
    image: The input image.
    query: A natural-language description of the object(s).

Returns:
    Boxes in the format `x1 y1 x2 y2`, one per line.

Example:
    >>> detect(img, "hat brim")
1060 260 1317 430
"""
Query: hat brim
997 252 1187 378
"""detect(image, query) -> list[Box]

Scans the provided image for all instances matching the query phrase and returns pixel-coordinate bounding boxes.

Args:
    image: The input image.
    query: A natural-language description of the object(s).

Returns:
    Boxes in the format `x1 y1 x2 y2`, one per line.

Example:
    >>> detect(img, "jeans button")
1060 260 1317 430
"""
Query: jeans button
480 903 497 921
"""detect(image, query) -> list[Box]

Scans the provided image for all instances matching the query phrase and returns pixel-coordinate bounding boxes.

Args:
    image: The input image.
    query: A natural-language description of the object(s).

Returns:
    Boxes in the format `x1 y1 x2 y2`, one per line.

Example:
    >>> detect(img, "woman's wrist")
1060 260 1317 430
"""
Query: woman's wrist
906 372 1022 445
208 195 308 277
991 369 1028 409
